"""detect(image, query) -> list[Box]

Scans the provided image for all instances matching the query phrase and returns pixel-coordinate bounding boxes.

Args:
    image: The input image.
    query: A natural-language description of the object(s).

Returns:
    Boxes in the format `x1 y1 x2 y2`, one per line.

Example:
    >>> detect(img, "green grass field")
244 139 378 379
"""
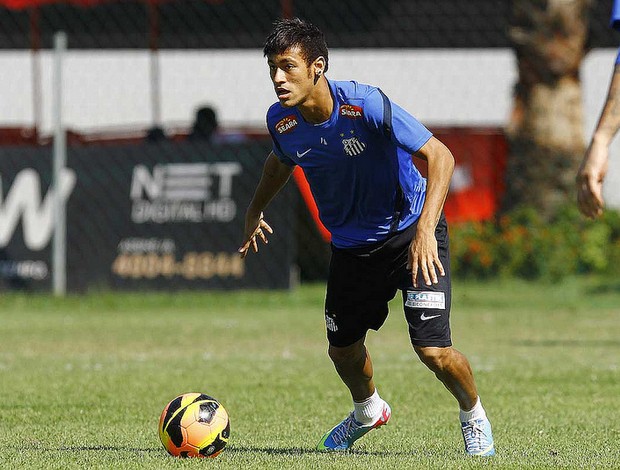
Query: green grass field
1 277 619 469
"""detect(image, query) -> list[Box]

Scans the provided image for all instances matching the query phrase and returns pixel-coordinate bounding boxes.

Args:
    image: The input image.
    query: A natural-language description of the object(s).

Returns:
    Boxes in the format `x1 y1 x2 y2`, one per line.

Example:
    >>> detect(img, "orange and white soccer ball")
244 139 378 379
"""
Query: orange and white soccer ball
158 392 230 458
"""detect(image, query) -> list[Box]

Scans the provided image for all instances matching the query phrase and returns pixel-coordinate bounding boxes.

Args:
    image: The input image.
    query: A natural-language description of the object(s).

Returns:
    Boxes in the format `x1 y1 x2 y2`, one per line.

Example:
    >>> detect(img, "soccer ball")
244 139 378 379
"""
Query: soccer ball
158 392 230 458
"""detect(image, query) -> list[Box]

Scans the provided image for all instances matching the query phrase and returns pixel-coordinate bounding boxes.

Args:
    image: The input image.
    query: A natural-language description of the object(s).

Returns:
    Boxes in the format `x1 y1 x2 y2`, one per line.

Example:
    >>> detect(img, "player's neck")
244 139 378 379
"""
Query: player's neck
297 77 333 124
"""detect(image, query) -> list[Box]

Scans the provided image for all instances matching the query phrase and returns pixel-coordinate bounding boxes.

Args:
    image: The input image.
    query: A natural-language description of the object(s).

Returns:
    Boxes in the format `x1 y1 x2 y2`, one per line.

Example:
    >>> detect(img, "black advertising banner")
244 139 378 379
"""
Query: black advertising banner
0 148 58 290
0 141 294 291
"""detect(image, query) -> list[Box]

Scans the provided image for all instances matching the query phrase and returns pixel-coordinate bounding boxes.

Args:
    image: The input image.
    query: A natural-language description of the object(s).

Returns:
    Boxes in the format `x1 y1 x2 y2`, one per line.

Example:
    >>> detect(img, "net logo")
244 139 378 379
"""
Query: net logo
130 162 242 223
0 168 77 251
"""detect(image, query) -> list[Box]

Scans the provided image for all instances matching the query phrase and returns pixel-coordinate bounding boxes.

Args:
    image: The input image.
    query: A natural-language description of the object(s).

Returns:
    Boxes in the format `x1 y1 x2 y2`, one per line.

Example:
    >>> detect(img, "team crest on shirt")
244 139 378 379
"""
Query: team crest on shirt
275 115 298 134
342 136 366 156
339 104 363 119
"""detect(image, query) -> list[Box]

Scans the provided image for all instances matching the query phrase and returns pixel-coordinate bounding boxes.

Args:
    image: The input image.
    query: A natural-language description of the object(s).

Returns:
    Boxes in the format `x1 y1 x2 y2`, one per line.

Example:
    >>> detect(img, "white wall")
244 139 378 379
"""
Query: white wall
1 48 618 206
0 48 517 131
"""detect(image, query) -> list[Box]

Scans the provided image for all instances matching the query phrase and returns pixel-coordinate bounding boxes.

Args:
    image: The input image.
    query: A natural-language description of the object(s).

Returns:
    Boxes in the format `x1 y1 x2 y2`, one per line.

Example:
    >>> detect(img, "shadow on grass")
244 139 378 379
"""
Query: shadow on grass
32 444 411 457
586 281 620 294
5 443 416 457
55 445 161 453
226 446 417 457
21 444 418 458
512 339 620 347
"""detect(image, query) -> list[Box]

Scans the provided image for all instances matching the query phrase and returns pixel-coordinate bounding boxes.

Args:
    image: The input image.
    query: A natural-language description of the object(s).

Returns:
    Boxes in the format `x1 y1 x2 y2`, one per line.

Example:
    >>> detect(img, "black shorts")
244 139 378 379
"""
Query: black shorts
324 214 452 348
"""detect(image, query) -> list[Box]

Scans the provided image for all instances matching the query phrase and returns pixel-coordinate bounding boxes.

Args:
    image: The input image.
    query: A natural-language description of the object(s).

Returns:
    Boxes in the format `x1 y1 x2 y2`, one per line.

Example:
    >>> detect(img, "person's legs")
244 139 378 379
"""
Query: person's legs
328 337 375 402
318 244 395 451
323 243 395 404
413 345 477 411
402 215 494 456
410 344 494 456
317 336 391 452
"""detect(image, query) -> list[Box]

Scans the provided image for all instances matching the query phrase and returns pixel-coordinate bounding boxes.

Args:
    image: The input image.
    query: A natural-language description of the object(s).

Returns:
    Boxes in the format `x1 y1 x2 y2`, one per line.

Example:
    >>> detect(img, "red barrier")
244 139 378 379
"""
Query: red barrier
0 0 223 8
292 127 507 241
292 166 331 242
433 127 507 223
0 127 38 145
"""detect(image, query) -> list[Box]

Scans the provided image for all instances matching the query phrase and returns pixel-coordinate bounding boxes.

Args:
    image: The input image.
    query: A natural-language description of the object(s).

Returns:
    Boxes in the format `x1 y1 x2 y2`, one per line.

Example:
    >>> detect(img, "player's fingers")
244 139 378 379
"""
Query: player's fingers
579 196 597 219
577 188 589 216
577 191 596 218
590 184 605 211
411 254 419 288
256 228 269 245
251 237 258 253
261 220 273 234
238 238 252 256
578 181 603 218
420 261 432 286
435 257 445 278
428 261 438 285
588 170 605 195
577 177 591 210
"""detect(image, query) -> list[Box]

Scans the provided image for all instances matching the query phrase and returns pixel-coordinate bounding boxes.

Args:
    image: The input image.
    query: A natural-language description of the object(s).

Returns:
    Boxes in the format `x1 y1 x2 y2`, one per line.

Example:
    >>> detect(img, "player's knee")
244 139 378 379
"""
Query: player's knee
328 341 365 365
414 346 451 372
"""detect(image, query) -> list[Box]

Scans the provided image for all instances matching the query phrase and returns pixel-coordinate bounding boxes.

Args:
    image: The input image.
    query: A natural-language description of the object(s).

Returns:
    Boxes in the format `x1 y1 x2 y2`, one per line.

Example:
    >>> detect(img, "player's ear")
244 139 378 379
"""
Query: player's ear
313 56 326 78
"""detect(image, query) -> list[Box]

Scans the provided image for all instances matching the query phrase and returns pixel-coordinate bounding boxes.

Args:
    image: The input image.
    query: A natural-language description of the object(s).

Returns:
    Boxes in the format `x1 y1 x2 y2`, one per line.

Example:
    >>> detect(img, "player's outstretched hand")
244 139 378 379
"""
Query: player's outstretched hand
577 141 608 219
238 211 273 258
407 229 445 288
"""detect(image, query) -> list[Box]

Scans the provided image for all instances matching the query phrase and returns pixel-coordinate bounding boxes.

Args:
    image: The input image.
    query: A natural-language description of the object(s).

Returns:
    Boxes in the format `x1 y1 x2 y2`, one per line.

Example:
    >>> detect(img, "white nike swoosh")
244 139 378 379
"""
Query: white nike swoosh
420 313 441 321
296 148 311 158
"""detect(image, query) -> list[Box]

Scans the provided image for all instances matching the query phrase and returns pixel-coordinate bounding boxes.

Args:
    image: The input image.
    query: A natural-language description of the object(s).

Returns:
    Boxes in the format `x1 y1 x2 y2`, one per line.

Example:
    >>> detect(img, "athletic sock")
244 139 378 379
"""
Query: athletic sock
459 396 487 422
353 389 384 425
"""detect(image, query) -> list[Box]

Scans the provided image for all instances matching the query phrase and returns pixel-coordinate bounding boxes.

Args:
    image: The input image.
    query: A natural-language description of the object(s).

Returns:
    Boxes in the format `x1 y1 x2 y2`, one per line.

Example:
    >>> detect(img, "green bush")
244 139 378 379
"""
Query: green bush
449 206 620 281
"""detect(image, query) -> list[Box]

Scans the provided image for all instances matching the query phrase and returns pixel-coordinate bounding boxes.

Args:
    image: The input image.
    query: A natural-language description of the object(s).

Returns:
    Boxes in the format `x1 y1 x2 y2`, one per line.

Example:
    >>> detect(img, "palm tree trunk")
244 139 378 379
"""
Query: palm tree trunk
503 0 591 218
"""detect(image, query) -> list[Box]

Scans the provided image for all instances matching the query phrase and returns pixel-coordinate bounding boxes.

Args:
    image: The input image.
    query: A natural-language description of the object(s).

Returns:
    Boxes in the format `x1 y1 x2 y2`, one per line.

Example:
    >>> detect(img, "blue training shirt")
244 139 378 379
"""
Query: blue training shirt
613 0 620 63
613 0 620 29
267 79 432 249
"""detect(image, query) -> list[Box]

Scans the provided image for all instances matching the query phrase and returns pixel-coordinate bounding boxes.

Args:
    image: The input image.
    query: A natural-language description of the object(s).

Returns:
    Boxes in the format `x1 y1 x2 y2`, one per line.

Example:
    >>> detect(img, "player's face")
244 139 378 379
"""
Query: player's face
267 47 316 108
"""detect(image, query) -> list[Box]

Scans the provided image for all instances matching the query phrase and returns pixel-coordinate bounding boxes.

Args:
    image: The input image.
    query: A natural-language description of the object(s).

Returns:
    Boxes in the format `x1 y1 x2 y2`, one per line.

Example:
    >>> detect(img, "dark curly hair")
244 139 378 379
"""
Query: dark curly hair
263 17 329 73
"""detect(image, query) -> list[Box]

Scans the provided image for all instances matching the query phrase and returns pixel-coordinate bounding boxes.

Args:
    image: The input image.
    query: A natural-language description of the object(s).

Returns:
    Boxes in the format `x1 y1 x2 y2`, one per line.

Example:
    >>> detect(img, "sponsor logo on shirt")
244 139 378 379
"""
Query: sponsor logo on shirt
275 115 298 134
405 291 446 310
339 104 363 119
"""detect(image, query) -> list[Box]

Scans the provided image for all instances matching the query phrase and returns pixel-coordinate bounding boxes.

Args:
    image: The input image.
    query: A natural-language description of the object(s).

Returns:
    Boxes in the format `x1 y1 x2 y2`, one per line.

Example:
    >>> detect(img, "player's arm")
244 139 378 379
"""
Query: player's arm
577 62 620 218
409 136 455 287
239 151 294 258
363 89 453 286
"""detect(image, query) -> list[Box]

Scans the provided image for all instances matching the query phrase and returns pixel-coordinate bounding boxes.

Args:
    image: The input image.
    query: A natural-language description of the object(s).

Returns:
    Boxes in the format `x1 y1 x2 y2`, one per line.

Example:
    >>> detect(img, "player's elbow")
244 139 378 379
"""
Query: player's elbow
436 140 455 171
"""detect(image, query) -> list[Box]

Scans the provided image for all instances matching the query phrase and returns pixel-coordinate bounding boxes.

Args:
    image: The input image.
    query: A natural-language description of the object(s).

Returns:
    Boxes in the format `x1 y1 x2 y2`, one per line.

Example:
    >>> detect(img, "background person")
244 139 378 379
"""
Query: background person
577 0 620 218
189 105 219 142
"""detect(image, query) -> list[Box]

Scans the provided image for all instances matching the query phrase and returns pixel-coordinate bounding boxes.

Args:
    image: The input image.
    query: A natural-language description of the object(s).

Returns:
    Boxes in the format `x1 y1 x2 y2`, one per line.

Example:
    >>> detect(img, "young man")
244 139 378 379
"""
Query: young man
239 18 495 456
577 0 620 218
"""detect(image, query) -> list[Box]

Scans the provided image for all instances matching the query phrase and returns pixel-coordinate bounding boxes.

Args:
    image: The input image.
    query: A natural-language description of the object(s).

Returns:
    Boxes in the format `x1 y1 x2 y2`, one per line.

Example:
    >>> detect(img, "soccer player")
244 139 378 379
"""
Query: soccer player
577 0 620 218
239 18 495 456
